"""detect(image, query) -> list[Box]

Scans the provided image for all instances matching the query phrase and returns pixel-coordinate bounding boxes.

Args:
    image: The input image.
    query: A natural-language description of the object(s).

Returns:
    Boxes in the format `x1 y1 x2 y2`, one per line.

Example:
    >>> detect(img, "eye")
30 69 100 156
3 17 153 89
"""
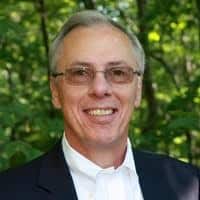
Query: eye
66 67 92 84
106 67 133 84
71 67 89 76
110 67 128 77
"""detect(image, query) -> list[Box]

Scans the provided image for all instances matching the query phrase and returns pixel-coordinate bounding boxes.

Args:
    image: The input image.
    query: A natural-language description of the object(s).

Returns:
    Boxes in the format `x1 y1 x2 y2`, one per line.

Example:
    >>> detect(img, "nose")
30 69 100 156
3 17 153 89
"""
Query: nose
88 72 112 98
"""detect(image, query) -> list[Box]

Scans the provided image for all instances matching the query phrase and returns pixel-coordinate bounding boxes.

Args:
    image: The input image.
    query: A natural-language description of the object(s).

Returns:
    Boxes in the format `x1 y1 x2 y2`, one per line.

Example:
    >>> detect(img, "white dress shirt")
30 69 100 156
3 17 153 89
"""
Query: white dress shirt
62 135 144 200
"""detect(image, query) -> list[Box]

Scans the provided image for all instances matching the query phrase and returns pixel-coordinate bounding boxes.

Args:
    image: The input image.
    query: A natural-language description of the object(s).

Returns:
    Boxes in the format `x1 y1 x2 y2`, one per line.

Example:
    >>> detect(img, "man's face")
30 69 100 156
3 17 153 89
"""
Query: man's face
50 25 142 153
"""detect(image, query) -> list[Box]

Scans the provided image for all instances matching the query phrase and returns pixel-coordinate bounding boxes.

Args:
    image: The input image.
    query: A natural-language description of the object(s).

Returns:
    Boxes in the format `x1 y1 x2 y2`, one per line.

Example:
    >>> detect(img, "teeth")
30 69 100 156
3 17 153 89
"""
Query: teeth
87 109 113 116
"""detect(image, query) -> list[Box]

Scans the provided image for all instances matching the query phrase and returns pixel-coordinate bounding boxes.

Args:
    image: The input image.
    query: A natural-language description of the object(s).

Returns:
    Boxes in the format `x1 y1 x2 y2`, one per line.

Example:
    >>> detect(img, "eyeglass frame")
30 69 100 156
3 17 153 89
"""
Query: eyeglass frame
51 66 142 85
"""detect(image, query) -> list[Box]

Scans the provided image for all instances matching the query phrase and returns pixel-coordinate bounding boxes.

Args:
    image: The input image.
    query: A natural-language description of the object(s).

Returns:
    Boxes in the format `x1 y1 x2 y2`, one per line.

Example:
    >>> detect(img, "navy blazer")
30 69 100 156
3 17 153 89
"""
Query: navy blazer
0 142 199 200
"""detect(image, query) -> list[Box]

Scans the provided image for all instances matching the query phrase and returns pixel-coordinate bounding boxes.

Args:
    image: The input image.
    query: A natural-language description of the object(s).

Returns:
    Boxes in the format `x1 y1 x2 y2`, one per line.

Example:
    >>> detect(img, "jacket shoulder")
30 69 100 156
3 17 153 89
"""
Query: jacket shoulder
0 142 61 196
134 149 200 179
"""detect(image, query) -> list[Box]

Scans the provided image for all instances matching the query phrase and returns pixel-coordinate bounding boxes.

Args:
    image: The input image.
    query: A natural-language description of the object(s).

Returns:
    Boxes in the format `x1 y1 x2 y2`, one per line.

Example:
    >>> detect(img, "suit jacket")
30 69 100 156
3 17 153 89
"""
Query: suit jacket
0 142 199 200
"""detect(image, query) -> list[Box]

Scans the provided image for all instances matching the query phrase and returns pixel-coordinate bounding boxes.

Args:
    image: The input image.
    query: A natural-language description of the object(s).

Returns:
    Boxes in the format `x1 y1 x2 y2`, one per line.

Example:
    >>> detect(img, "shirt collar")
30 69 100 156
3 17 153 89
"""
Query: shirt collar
62 133 137 180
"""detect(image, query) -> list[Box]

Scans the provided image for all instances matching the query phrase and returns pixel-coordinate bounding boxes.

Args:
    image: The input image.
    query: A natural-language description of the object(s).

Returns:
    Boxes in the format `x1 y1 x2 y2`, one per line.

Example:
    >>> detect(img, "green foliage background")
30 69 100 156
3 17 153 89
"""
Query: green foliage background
0 0 200 171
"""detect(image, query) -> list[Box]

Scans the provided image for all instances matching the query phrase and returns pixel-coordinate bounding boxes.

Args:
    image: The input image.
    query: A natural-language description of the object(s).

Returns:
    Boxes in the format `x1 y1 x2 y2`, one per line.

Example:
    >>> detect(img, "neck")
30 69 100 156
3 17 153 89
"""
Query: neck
65 133 127 169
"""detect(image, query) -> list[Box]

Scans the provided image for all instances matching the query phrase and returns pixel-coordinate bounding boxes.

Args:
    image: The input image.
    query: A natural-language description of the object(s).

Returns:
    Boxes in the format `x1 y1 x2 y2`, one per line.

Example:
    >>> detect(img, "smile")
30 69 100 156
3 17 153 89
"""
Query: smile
85 108 116 116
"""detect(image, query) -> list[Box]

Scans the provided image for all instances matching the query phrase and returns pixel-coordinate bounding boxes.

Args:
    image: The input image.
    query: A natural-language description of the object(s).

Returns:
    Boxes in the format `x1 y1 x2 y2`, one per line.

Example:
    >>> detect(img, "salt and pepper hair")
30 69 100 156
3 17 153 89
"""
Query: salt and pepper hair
49 10 145 74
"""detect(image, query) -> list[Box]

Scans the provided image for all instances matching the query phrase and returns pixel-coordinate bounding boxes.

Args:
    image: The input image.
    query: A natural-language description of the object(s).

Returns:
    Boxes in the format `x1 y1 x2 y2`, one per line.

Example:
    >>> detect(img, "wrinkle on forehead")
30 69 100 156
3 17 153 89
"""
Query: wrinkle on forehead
57 24 138 71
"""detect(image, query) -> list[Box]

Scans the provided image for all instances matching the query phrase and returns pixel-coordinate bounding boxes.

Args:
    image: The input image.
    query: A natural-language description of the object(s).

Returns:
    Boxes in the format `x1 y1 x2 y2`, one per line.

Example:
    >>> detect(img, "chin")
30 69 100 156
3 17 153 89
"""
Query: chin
90 134 122 147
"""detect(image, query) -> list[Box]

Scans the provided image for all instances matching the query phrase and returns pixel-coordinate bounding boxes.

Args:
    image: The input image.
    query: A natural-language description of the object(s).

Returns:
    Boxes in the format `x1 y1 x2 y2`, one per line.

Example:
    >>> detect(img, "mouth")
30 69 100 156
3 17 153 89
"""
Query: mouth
83 108 117 116
82 105 119 124
87 108 114 116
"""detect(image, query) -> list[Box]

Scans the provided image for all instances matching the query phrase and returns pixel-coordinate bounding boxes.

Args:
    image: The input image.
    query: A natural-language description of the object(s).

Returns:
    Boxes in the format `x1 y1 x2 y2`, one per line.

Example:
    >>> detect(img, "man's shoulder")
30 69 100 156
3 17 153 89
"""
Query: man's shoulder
0 153 45 198
0 152 44 180
0 142 61 188
134 149 200 179
0 151 48 193
0 142 77 199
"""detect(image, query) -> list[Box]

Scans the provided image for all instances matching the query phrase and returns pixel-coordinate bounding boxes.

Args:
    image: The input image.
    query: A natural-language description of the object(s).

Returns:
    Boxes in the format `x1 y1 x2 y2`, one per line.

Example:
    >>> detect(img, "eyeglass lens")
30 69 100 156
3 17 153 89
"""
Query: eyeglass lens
64 66 138 85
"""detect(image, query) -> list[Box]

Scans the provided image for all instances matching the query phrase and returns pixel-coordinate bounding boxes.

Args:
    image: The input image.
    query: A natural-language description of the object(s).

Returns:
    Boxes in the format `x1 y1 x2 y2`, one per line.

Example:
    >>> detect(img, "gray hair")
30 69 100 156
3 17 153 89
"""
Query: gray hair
49 10 145 74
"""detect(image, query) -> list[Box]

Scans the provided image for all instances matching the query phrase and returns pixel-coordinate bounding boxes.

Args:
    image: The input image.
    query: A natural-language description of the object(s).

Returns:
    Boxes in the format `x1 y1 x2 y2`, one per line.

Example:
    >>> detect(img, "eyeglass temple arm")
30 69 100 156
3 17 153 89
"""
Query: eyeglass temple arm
134 70 142 76
51 72 65 77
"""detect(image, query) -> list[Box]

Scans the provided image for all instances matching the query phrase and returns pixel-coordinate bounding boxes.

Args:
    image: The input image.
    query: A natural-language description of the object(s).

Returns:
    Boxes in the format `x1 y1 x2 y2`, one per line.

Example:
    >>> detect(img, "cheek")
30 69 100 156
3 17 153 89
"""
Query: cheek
60 86 86 114
116 87 138 122
127 83 140 107
115 86 136 107
60 91 81 128
61 92 78 112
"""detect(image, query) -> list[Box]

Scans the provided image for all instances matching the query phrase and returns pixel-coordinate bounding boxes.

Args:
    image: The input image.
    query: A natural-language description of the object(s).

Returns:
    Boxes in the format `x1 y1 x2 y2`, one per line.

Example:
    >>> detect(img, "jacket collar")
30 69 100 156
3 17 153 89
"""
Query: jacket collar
134 149 160 200
36 142 187 200
36 142 78 200
133 149 188 200
36 142 154 200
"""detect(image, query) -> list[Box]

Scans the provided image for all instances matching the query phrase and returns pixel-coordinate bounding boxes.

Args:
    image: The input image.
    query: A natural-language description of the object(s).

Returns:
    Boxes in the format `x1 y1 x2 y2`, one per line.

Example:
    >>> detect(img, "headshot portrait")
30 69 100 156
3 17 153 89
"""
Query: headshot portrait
0 1 199 200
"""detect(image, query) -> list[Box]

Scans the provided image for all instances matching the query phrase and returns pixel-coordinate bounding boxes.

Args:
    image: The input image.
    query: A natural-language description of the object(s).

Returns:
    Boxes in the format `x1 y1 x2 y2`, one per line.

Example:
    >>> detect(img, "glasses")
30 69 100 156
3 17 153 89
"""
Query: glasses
51 66 142 85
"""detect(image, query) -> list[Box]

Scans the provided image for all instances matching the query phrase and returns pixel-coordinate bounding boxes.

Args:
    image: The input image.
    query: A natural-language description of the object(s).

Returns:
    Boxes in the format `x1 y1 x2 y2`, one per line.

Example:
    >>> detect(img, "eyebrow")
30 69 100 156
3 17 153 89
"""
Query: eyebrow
106 61 129 67
68 61 92 68
68 60 130 68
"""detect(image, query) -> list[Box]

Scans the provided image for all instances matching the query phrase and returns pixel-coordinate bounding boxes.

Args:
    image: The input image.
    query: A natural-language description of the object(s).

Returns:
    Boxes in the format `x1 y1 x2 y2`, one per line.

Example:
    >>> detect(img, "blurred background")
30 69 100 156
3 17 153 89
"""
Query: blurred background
0 0 200 171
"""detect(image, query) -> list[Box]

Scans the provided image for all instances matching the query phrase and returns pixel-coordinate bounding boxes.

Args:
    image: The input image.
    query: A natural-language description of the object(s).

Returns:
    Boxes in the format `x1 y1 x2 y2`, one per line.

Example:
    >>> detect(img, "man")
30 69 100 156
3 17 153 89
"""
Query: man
0 10 199 200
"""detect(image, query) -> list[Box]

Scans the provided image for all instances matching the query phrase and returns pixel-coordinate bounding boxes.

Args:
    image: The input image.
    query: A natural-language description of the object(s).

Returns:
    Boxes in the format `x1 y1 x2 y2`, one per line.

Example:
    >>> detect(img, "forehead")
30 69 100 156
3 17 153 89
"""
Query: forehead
57 24 136 68
64 23 131 41
62 24 133 51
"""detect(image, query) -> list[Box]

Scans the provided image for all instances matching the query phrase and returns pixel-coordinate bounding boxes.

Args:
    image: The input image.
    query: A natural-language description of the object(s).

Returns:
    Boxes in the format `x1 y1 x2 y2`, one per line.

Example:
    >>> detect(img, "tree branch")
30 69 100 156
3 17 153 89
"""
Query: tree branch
196 0 200 49
35 0 50 76
136 0 158 131
150 54 180 90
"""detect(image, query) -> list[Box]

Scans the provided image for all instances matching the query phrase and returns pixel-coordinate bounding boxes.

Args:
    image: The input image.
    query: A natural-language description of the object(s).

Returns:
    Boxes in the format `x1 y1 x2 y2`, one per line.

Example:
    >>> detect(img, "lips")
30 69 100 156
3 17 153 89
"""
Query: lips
83 107 118 123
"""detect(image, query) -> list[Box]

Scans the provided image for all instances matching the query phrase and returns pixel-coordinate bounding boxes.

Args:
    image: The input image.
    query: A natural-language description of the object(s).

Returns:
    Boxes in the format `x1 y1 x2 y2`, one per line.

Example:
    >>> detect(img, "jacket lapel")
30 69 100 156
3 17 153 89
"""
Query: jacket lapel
32 144 198 200
134 149 178 200
36 142 78 200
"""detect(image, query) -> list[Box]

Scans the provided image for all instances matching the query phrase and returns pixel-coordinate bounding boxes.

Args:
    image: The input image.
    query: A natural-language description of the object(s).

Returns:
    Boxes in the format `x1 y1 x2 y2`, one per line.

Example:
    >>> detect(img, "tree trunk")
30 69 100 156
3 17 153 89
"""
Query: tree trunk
35 0 50 76
80 0 95 9
186 132 192 164
136 0 158 131
196 0 200 49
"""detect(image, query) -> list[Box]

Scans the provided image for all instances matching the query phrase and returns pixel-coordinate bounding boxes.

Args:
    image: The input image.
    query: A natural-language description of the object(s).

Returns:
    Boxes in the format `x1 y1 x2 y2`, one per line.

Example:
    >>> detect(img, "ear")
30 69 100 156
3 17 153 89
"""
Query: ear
133 76 142 108
50 77 62 109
